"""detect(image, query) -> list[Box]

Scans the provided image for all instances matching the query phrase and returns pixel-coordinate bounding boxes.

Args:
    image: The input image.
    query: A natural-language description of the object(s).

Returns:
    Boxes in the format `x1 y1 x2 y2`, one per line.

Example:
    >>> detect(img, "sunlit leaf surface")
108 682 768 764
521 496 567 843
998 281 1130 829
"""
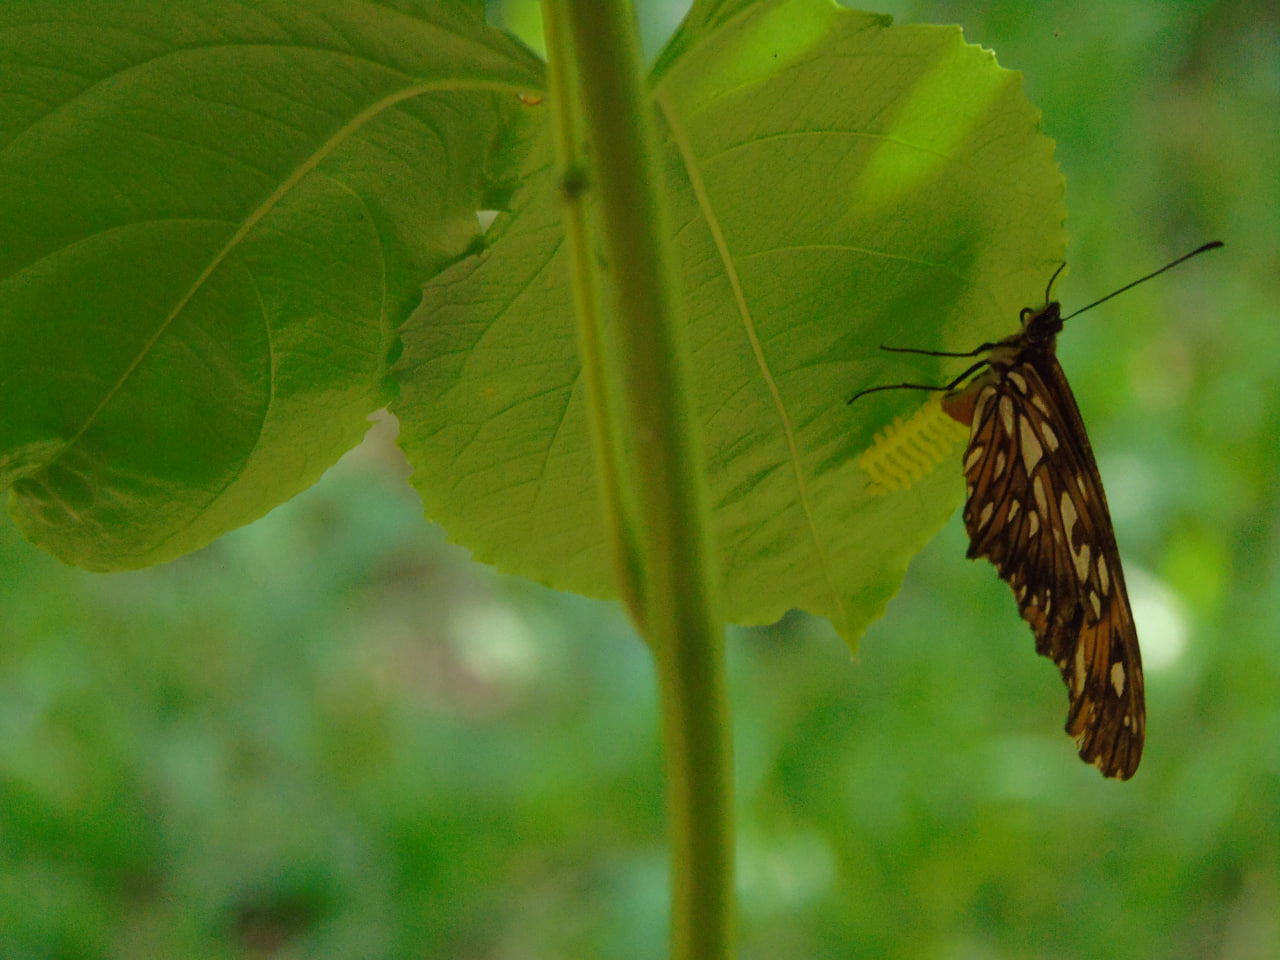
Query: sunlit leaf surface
395 0 1065 644
0 0 543 569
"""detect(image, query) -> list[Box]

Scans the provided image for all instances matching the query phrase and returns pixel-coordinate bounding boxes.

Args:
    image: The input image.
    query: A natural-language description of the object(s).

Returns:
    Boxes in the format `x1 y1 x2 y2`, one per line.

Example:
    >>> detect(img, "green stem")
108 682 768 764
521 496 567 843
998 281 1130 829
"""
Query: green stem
541 0 646 628
548 2 734 958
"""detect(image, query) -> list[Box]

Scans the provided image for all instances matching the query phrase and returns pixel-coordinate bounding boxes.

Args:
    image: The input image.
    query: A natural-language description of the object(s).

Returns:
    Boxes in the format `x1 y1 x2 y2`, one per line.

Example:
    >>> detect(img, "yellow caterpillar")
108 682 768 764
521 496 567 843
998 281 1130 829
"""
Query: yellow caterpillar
857 394 969 496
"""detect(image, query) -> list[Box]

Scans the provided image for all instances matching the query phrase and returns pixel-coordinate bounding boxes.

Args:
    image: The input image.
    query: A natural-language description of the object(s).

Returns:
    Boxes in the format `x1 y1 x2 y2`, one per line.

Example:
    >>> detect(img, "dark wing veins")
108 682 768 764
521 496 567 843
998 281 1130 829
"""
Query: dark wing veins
958 356 1145 778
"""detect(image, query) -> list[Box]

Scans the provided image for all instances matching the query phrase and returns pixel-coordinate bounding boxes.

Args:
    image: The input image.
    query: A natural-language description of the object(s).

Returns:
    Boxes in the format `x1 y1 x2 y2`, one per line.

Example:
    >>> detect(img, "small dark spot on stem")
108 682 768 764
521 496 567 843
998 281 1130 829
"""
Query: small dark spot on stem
561 165 589 200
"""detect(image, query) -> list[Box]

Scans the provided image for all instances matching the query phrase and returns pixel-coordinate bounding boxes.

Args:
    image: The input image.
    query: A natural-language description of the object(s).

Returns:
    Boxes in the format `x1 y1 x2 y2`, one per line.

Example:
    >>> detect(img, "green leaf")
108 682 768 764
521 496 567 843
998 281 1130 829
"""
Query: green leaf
0 0 544 570
394 0 1065 647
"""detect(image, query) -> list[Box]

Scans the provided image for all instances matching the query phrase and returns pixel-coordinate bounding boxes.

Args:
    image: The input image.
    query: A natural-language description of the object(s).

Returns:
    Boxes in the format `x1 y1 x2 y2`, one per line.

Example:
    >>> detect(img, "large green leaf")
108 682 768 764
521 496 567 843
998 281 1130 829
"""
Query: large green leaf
0 0 543 570
394 0 1066 645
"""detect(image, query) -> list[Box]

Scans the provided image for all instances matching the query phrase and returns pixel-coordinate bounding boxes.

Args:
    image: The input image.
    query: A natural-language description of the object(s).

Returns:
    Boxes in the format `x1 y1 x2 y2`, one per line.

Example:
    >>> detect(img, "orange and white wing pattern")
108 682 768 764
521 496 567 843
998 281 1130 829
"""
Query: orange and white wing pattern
857 244 1221 778
946 348 1144 779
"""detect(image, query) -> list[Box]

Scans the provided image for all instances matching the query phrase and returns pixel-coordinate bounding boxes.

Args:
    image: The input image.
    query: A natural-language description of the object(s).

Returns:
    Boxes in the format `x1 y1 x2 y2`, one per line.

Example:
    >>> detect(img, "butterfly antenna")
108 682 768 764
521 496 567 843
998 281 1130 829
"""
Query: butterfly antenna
1060 241 1223 322
1043 261 1068 303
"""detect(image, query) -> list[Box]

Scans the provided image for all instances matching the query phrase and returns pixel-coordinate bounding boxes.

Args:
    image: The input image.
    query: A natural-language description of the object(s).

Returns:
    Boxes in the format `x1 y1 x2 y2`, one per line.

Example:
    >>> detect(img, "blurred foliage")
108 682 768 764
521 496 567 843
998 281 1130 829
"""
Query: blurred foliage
2 1 1278 958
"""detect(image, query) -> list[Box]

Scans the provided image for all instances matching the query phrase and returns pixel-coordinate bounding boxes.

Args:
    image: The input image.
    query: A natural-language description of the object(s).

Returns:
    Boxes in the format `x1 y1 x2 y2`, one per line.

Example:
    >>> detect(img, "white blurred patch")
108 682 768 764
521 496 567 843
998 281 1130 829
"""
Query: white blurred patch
1096 451 1157 525
1126 565 1188 672
452 602 540 688
737 829 836 918
985 734 1066 801
476 210 498 232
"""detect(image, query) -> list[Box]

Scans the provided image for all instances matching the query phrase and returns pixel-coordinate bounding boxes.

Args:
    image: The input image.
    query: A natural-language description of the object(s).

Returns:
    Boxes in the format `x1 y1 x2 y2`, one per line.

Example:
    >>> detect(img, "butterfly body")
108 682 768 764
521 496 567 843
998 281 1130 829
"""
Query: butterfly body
942 300 1145 779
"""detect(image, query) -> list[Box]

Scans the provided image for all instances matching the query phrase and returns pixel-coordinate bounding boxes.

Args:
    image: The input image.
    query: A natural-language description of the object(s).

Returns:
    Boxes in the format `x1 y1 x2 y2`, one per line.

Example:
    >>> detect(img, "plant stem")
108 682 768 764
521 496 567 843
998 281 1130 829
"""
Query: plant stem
549 2 734 958
541 0 646 629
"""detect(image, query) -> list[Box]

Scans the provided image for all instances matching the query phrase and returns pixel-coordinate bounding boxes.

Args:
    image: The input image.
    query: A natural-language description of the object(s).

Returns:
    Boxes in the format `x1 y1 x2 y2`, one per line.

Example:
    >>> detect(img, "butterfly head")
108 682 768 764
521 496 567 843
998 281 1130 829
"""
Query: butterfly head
1016 259 1069 347
1019 300 1063 345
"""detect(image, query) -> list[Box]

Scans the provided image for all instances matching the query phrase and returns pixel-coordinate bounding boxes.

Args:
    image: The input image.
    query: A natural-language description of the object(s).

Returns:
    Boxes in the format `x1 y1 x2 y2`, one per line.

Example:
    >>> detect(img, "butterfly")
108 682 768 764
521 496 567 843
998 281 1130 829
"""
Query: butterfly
850 241 1222 779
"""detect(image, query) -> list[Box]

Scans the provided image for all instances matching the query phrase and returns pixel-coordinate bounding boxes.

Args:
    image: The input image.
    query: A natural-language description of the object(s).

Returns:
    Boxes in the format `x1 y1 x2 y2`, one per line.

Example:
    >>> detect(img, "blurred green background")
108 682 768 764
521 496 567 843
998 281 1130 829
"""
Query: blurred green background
2 1 1276 957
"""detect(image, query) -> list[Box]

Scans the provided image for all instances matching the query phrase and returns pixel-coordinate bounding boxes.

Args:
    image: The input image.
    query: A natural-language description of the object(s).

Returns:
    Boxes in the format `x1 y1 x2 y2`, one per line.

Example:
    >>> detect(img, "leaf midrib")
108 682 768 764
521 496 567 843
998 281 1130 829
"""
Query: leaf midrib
658 88 852 636
39 78 512 479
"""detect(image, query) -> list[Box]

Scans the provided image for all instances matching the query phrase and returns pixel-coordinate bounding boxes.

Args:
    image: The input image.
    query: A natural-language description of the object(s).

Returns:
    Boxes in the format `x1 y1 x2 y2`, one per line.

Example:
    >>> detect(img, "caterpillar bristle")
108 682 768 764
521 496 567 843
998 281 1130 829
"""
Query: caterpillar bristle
857 395 968 496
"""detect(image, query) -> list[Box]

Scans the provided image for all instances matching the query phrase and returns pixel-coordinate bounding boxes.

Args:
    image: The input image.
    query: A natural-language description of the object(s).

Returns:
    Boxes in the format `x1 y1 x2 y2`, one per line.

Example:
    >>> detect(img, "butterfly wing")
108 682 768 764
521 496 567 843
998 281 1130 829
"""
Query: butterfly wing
947 354 1145 779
